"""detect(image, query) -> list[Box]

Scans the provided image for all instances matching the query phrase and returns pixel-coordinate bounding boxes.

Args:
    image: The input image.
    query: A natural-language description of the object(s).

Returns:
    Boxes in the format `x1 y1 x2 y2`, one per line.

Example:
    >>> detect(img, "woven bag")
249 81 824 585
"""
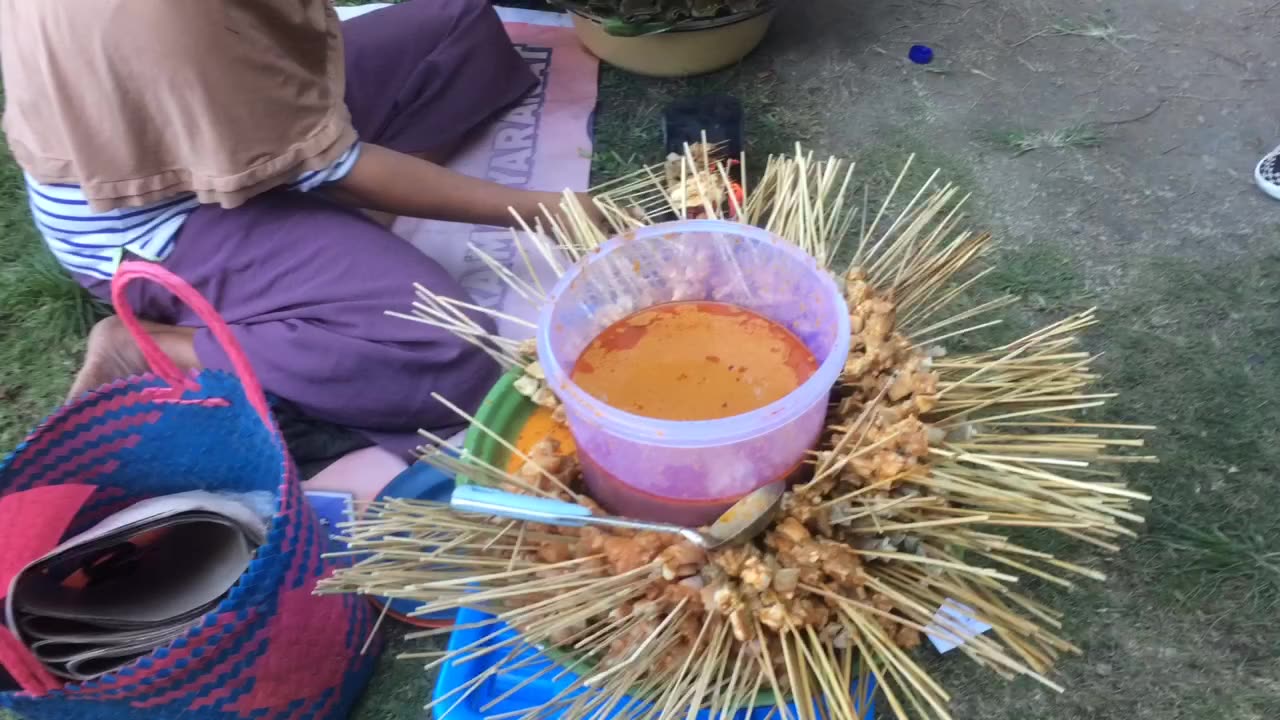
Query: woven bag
0 261 380 719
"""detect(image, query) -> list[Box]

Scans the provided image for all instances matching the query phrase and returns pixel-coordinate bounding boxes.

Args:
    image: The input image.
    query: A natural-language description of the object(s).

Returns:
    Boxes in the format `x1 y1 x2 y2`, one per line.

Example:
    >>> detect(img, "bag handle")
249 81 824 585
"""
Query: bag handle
111 261 273 428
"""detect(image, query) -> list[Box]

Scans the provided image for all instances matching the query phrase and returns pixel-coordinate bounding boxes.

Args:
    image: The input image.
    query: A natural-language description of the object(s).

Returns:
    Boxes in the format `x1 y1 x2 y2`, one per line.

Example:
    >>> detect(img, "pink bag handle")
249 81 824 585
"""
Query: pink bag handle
111 261 273 428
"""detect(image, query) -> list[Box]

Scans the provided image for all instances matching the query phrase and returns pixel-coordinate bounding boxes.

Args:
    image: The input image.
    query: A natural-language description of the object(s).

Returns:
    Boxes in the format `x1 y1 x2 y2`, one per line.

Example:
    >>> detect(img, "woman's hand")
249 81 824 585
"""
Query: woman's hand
332 143 607 233
508 191 607 233
577 193 609 231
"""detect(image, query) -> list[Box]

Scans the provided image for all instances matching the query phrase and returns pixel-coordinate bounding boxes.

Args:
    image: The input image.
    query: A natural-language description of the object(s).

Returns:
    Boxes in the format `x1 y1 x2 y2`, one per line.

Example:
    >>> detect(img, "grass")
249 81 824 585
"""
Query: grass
985 244 1092 310
0 86 102 715
350 633 449 719
1098 253 1280 611
1015 15 1140 52
0 94 107 449
847 122 982 208
926 247 1280 720
1153 522 1280 609
1048 17 1140 47
590 62 816 186
3 250 108 338
996 124 1105 156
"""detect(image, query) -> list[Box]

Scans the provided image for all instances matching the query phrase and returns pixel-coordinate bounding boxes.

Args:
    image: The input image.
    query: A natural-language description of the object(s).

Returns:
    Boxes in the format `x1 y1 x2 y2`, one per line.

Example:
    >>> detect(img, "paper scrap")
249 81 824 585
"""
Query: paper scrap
925 599 992 654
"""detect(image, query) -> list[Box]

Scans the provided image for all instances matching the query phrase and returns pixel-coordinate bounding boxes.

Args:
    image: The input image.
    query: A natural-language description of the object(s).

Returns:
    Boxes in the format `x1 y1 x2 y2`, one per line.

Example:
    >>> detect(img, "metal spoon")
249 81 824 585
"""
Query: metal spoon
450 482 785 550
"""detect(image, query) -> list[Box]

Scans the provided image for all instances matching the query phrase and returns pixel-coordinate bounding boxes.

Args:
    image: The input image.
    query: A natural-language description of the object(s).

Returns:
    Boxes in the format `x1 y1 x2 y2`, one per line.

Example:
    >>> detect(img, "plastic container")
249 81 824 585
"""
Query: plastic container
537 220 850 526
434 608 876 720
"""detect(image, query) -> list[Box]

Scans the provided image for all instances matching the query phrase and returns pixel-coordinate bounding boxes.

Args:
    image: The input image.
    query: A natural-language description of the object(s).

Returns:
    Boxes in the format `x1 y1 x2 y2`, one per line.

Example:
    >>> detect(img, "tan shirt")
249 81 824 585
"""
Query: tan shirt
0 0 357 212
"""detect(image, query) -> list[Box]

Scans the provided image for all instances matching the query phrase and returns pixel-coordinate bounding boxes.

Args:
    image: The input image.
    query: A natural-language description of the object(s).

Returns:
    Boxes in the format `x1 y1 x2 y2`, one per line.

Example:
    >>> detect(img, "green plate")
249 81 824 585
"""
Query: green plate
460 369 596 671
460 368 532 482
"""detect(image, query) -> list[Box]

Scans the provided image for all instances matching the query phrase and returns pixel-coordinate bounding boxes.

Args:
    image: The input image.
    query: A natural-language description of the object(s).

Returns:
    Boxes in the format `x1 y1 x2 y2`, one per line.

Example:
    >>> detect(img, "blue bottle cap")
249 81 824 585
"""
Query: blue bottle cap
909 44 934 65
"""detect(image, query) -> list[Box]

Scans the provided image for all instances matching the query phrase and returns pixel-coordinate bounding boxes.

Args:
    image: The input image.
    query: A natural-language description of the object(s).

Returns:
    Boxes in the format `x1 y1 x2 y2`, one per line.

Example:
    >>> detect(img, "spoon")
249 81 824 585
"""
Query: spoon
450 482 785 550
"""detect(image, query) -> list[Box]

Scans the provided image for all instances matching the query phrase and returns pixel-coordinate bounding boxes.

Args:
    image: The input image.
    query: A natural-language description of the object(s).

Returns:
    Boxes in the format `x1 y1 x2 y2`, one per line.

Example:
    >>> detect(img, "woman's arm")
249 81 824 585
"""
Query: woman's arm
330 142 588 227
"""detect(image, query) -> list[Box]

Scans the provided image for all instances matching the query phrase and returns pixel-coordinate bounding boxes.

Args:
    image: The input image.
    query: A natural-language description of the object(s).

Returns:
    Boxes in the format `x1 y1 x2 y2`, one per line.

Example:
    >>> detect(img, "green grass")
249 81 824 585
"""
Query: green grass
351 632 448 719
923 248 1280 719
1153 521 1280 609
0 95 106 449
984 244 1089 309
846 119 982 205
2 249 108 338
0 86 103 708
589 62 816 186
1098 252 1280 613
994 124 1105 156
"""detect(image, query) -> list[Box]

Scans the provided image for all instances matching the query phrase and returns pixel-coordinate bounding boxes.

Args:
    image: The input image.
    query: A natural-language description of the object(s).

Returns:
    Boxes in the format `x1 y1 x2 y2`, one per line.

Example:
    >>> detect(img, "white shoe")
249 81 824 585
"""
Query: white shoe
1255 145 1280 200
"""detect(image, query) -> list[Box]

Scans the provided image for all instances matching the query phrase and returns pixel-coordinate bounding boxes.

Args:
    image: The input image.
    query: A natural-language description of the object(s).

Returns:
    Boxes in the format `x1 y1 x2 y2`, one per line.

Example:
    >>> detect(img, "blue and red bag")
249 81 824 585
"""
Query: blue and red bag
0 262 380 719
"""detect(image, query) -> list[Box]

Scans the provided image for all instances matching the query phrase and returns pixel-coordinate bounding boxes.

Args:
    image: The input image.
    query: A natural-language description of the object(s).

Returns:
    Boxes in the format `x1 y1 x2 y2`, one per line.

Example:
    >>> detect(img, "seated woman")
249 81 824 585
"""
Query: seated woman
1 0 587 459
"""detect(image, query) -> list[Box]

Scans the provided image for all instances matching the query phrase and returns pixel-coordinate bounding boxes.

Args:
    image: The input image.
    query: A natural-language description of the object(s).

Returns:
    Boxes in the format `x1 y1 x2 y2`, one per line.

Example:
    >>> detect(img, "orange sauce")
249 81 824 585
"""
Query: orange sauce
570 301 818 420
505 405 577 474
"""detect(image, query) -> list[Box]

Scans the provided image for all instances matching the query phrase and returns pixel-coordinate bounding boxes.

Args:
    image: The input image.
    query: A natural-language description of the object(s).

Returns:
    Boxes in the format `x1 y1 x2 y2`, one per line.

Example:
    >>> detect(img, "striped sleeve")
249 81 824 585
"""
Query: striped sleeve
286 142 363 193
24 173 200 279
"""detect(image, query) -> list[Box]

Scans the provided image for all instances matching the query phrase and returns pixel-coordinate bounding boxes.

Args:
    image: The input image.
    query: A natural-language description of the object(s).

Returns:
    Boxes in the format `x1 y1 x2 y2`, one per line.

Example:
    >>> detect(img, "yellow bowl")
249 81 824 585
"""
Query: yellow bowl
571 10 775 78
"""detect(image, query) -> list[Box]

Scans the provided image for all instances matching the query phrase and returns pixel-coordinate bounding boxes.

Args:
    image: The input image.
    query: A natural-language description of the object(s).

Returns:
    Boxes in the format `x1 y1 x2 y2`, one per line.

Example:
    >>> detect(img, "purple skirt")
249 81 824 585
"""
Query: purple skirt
80 0 538 458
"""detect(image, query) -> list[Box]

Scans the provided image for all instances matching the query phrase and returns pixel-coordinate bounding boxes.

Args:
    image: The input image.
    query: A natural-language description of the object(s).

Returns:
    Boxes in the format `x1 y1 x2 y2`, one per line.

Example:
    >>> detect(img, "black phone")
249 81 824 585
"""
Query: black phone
662 95 745 162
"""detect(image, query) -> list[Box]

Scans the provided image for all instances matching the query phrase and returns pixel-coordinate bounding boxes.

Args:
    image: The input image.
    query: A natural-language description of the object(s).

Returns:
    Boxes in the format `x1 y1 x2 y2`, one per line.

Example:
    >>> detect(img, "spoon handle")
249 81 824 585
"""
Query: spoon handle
450 486 707 546
450 485 592 525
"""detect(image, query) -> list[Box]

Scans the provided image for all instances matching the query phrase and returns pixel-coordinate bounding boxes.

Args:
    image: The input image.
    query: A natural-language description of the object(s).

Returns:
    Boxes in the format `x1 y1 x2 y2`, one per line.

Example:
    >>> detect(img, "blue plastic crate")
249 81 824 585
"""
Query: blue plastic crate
434 608 876 720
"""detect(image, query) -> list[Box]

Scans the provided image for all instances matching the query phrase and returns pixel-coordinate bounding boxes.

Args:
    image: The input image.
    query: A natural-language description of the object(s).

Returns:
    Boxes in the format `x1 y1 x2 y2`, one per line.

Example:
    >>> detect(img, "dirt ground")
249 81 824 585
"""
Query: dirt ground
770 0 1279 272
751 0 1280 718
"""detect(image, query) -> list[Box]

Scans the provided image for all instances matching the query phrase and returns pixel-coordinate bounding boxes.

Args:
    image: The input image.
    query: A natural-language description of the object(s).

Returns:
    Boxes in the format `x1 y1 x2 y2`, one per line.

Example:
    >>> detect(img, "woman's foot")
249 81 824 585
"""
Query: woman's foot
1255 145 1280 200
67 316 199 401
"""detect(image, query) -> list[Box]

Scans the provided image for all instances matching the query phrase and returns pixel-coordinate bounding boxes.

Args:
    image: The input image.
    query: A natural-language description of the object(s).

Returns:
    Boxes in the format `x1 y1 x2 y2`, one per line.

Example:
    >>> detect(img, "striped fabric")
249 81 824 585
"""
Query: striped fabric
26 143 363 280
